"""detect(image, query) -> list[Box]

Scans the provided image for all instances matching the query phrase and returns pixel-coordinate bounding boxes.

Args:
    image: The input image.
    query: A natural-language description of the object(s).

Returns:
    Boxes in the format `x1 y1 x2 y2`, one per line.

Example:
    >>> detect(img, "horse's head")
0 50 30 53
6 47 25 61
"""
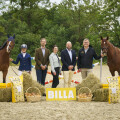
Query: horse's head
6 34 15 53
101 36 109 56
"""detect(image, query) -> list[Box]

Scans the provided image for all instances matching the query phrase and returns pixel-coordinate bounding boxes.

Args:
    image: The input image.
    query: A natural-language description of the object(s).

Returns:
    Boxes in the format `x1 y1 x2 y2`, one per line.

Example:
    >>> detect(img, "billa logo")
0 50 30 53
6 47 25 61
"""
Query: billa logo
46 88 76 101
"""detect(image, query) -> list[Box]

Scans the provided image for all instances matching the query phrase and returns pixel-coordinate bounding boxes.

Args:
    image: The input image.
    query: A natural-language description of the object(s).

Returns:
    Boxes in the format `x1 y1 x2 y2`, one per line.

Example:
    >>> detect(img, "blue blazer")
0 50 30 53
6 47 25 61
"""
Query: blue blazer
12 53 31 71
61 49 76 71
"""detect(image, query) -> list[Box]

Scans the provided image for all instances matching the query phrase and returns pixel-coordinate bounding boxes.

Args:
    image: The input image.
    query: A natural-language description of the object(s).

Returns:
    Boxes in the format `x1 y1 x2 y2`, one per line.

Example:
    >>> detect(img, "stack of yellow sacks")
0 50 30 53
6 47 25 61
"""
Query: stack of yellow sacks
107 76 120 103
10 75 24 103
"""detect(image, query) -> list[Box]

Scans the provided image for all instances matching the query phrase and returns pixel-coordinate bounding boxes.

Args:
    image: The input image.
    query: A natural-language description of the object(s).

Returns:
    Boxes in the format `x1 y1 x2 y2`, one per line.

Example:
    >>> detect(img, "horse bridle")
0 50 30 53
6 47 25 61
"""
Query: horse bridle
101 47 108 52
7 40 15 52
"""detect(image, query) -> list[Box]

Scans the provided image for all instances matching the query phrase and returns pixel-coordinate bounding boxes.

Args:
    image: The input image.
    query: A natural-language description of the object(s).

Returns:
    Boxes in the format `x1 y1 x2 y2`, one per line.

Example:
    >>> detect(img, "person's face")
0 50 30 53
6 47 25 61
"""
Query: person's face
66 42 72 50
53 47 58 53
21 48 27 53
40 40 46 47
83 40 89 48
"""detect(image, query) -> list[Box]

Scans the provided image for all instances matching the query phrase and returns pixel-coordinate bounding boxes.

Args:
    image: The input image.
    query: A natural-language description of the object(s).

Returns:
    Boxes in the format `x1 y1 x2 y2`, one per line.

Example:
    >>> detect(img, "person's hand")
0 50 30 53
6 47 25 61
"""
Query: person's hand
41 65 45 70
53 72 56 75
101 53 104 57
41 65 43 70
68 65 73 70
29 71 31 74
76 57 78 60
9 58 13 62
68 66 71 70
71 65 73 69
43 66 46 70
78 69 81 72
59 73 62 75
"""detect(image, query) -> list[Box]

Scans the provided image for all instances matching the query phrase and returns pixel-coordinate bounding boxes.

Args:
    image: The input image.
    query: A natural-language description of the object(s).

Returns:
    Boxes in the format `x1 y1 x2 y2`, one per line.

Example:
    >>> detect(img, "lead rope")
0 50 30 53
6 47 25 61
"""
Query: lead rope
10 53 18 76
11 65 19 76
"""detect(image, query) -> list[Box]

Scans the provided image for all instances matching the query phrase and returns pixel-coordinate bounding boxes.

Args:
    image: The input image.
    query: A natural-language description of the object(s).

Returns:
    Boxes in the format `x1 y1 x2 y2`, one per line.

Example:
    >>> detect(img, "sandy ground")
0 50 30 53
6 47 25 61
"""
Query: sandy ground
0 65 120 120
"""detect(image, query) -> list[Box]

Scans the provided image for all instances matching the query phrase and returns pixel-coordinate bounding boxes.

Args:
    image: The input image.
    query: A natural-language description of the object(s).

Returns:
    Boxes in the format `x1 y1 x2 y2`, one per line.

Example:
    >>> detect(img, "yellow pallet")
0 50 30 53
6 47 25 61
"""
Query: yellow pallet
0 83 11 88
102 84 109 88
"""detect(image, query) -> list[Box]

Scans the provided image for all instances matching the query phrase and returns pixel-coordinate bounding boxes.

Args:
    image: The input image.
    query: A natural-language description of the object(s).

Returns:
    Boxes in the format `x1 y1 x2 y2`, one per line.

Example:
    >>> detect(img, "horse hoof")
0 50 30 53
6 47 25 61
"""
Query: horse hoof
3 80 6 83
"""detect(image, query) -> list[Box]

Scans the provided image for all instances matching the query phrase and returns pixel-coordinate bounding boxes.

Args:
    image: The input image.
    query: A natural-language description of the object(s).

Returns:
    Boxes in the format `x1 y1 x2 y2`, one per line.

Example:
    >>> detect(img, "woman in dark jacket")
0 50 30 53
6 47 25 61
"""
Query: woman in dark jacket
10 44 31 76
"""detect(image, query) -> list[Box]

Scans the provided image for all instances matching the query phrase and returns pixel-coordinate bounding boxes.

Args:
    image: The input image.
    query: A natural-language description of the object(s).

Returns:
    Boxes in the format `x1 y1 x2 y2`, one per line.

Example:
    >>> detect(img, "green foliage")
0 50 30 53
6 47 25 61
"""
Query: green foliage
0 0 120 61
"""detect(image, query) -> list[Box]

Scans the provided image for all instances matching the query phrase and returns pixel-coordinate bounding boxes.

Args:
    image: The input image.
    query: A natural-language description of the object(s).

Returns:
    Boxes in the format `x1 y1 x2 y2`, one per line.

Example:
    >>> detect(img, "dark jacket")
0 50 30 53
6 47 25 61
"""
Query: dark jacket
12 53 31 71
35 48 50 70
77 46 101 69
61 49 76 71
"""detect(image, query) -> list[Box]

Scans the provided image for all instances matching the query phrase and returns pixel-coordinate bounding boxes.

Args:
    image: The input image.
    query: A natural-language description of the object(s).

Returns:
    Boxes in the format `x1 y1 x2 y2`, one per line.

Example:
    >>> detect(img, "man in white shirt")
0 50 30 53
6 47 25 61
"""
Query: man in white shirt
61 41 76 88
35 38 50 86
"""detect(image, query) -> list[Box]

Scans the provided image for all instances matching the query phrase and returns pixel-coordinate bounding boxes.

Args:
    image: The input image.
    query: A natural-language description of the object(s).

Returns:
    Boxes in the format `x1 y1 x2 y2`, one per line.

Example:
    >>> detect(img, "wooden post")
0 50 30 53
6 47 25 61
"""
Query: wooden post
100 50 103 83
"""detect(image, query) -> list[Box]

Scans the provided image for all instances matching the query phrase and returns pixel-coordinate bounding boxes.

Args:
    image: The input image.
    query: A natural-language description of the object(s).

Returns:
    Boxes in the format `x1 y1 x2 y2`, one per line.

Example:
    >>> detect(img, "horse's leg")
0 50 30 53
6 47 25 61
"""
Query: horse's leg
2 70 8 83
109 69 115 76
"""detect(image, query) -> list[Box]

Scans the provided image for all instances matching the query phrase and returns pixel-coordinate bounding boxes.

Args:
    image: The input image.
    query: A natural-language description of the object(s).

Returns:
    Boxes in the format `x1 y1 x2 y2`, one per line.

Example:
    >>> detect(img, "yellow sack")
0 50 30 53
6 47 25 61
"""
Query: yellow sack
9 75 24 103
107 76 120 103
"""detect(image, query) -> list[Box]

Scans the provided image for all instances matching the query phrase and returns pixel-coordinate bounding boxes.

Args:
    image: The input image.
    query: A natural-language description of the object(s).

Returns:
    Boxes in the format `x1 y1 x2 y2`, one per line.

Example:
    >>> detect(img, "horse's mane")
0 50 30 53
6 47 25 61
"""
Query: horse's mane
108 41 120 51
0 41 7 50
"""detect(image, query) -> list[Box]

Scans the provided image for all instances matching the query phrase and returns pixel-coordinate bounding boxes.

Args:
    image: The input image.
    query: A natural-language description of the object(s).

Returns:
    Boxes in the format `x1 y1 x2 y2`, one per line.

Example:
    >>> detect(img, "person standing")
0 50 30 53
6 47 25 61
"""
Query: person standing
35 38 50 86
61 41 76 88
9 44 31 76
77 38 104 79
49 45 61 88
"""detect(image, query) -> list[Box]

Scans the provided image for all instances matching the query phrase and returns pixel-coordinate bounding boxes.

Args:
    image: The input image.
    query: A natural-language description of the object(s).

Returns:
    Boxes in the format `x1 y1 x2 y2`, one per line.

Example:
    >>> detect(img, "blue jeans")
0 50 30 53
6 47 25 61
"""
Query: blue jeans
36 69 47 86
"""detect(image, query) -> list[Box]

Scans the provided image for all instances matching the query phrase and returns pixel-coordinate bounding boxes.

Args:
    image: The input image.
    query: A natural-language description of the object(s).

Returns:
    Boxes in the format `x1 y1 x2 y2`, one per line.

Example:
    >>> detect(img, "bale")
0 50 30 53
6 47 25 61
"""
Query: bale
0 88 12 102
31 80 45 95
76 73 100 95
22 72 45 95
93 88 109 102
91 83 102 93
82 73 100 89
23 72 33 93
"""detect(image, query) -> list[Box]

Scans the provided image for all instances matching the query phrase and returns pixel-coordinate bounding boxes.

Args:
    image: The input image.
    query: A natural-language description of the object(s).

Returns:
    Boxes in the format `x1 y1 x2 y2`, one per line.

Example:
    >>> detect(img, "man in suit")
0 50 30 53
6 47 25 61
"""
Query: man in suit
61 41 76 88
35 38 50 86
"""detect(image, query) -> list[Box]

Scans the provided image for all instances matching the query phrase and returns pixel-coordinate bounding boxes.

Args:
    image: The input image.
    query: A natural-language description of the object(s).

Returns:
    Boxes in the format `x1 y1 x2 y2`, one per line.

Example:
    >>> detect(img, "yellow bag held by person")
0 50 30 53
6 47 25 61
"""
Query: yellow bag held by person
9 75 24 103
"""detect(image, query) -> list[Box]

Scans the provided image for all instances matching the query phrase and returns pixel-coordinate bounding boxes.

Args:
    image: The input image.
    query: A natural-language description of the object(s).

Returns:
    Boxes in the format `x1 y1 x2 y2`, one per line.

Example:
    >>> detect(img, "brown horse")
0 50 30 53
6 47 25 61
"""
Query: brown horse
0 35 15 83
101 36 120 76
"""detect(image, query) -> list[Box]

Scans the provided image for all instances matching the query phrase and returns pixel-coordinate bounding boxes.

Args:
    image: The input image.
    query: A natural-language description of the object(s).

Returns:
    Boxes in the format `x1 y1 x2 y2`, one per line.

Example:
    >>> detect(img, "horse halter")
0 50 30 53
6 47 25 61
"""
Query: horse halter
101 47 108 51
6 40 15 53
101 40 108 49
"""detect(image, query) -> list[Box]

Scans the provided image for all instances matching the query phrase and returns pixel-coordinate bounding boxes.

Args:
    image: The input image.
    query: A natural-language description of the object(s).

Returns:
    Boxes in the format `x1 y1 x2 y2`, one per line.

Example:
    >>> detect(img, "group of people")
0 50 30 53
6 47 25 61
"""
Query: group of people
10 38 104 89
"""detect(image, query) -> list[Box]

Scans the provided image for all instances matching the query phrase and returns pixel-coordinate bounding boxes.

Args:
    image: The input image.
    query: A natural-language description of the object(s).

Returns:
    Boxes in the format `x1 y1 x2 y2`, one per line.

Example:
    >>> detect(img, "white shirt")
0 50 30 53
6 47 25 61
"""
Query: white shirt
41 47 45 57
21 52 26 58
84 47 89 54
66 48 72 61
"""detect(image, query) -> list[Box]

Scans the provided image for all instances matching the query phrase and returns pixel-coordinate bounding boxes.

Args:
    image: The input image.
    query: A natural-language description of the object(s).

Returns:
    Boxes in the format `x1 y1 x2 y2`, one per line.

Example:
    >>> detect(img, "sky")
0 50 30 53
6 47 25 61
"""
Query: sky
0 0 79 5
0 0 62 14
0 0 63 4
50 0 62 4
0 0 80 15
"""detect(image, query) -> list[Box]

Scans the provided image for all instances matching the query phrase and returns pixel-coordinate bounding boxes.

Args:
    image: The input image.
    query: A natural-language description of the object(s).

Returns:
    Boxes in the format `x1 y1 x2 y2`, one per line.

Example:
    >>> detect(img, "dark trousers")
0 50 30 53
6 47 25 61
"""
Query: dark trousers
51 67 60 88
36 69 47 86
